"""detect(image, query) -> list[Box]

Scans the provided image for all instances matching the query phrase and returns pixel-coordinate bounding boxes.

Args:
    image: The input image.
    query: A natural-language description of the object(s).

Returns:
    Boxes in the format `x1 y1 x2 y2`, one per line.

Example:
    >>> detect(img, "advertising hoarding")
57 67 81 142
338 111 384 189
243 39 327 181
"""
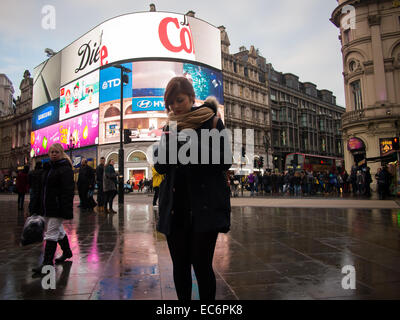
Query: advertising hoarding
59 71 99 121
32 98 60 131
32 53 62 110
59 12 221 86
98 60 224 145
30 110 99 157
99 62 133 103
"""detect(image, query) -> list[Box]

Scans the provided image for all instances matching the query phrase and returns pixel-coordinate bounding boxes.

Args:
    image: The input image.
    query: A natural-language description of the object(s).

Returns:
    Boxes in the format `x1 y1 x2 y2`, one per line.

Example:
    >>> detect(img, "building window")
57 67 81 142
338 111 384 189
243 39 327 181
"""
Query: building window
350 80 363 110
271 109 277 121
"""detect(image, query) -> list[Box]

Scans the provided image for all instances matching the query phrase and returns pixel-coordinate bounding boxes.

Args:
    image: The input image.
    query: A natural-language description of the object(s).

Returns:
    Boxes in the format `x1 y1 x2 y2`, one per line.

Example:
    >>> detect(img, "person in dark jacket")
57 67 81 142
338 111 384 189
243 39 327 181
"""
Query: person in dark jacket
28 162 43 216
77 158 95 210
364 167 372 197
16 166 30 210
96 157 106 212
154 77 231 301
32 143 74 274
103 159 118 213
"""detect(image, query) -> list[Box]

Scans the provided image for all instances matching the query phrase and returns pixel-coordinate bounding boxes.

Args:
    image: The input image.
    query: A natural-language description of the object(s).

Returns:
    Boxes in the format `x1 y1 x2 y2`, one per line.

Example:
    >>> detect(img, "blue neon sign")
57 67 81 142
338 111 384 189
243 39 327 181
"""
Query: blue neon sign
32 98 60 131
131 97 165 112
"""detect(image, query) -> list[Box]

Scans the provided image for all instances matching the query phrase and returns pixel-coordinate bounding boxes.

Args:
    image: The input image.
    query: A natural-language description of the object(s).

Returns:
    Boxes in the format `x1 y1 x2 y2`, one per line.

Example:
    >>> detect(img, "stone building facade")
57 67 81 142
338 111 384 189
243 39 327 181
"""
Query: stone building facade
0 74 14 117
219 26 272 173
0 71 33 176
267 66 345 171
331 0 400 184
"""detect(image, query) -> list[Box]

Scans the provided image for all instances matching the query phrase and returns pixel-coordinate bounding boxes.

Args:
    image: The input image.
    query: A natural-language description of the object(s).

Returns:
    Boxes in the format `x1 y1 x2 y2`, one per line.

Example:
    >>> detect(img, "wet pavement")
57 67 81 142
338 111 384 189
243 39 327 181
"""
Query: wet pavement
0 193 400 300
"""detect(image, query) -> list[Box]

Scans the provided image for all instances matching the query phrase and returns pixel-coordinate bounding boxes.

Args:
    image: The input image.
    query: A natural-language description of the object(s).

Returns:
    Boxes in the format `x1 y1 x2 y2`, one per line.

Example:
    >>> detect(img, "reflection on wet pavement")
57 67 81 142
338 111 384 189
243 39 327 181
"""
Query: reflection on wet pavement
0 196 400 300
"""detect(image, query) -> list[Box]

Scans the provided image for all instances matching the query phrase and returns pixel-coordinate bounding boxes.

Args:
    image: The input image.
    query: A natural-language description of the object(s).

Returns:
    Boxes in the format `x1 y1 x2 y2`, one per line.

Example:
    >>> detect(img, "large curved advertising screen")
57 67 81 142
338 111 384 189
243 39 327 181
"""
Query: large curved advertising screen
33 11 222 110
98 60 224 145
30 110 99 157
31 11 223 159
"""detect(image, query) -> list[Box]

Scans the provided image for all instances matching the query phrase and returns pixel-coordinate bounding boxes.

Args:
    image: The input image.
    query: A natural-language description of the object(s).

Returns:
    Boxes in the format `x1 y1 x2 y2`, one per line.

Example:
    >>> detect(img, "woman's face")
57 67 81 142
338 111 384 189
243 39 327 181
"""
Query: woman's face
110 160 114 166
49 148 62 162
170 93 193 115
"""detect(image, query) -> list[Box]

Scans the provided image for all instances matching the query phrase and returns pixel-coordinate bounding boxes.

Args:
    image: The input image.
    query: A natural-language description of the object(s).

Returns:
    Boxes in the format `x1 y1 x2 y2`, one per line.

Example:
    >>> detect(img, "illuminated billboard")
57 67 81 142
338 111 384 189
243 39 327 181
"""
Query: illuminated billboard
30 110 99 157
32 98 60 131
59 71 99 121
60 12 221 86
98 60 224 145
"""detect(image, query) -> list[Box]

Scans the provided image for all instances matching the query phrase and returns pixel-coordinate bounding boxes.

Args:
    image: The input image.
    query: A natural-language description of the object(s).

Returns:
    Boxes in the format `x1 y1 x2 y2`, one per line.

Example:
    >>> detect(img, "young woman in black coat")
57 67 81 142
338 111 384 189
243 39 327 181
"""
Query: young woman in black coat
32 143 74 273
154 77 231 301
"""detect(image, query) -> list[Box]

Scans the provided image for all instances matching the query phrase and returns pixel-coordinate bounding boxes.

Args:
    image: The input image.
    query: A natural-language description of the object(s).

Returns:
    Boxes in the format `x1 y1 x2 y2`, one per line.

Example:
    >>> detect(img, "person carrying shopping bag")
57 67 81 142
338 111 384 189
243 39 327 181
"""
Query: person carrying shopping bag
32 143 74 274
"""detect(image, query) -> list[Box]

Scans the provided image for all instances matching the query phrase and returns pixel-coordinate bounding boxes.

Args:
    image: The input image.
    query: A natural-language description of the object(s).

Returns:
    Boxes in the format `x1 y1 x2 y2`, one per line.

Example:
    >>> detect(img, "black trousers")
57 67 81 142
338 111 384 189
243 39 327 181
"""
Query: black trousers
17 192 25 210
104 190 117 210
153 187 160 205
166 211 218 301
78 186 89 209
97 184 105 207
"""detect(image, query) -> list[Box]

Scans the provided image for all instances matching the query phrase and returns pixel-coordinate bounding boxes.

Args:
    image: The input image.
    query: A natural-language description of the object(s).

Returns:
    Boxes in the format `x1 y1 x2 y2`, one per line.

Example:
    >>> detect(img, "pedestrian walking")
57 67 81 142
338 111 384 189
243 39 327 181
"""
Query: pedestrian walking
248 172 255 196
154 77 231 301
152 166 164 207
77 159 96 210
356 170 365 195
16 166 29 210
32 143 74 274
103 159 118 213
28 162 43 216
364 167 372 197
96 157 106 212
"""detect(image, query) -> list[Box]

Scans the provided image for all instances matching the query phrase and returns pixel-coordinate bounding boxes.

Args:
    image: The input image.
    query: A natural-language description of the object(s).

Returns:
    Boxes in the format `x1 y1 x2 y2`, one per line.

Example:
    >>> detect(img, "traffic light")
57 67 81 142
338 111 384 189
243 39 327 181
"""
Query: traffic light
394 137 399 151
259 156 264 168
122 74 129 85
124 129 131 144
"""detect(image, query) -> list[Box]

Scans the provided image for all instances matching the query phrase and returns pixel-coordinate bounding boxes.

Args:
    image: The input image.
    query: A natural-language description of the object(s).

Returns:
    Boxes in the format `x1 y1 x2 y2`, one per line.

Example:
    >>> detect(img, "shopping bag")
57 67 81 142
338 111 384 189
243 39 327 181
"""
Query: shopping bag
21 215 45 246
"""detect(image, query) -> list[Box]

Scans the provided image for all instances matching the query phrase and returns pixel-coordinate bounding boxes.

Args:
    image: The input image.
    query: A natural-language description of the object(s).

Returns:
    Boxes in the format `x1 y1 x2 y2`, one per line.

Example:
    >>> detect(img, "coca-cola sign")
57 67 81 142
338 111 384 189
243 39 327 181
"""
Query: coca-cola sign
158 16 195 54
59 12 221 86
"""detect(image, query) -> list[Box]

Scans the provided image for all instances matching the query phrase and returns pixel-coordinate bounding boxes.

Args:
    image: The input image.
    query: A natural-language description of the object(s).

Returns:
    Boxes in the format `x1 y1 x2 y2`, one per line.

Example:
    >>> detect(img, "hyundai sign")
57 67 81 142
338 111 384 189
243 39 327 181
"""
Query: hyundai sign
32 98 60 131
132 97 165 112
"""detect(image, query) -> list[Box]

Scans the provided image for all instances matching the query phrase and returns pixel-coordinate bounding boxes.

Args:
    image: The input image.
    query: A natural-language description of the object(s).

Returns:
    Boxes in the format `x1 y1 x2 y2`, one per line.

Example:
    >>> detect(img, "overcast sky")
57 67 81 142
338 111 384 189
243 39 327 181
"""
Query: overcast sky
0 0 345 107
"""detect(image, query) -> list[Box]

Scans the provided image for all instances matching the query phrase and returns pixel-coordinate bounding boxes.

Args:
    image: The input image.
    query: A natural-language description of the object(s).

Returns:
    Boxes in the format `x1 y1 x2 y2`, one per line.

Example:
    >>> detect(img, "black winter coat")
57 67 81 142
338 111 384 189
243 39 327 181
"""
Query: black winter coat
154 104 232 236
40 159 74 220
77 165 95 190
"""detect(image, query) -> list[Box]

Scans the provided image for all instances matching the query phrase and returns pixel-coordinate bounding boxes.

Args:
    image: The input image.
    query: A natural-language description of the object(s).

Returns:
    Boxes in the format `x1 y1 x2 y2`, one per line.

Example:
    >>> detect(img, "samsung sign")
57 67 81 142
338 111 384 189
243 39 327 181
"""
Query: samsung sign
132 97 165 112
32 98 60 131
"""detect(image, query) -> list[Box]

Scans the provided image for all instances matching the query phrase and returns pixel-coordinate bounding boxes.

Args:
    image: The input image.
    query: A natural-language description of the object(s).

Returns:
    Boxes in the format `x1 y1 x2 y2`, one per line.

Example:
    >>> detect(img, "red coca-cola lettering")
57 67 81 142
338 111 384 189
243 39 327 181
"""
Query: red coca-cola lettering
100 45 108 66
158 17 194 54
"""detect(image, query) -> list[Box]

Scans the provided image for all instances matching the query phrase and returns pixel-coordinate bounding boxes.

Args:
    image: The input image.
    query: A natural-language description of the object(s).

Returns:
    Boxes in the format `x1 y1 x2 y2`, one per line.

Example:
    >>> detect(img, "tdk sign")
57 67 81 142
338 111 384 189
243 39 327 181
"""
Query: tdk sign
32 98 60 131
99 63 132 103
132 98 165 112
102 78 120 90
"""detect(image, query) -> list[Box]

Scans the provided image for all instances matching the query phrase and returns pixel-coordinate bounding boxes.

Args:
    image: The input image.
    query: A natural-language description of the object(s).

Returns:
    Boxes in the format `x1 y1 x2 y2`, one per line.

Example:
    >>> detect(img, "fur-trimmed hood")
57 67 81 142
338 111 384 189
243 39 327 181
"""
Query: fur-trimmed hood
201 96 219 115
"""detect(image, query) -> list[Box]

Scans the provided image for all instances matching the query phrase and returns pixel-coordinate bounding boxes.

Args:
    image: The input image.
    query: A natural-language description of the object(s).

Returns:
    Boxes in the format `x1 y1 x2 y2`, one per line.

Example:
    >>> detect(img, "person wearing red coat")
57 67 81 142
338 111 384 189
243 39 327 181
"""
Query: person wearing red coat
16 166 30 210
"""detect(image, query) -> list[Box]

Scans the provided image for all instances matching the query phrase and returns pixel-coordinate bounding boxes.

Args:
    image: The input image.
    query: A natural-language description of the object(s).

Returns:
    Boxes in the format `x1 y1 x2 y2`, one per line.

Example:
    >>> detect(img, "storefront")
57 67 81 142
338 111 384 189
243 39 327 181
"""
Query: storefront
347 137 366 168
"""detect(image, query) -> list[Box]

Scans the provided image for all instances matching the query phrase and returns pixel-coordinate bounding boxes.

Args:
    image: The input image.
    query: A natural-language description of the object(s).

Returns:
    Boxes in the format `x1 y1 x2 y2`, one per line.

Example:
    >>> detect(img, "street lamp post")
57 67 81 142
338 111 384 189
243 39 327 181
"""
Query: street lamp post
113 64 131 205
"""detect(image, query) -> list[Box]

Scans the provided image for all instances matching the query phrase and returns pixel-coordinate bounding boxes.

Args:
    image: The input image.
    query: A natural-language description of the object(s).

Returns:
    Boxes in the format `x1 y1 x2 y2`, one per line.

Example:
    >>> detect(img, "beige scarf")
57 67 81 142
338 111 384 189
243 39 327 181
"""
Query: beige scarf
167 107 215 130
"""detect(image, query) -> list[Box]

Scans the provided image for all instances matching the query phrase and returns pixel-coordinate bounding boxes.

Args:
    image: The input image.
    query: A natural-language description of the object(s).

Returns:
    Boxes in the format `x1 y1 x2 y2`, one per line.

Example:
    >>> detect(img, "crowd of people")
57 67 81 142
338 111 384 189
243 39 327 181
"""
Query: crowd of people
228 165 394 199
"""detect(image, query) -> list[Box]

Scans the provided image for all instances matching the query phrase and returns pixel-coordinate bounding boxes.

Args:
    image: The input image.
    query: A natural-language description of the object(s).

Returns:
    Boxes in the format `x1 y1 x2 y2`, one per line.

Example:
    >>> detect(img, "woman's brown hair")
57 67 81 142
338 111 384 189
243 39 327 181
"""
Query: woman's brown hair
164 77 195 111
